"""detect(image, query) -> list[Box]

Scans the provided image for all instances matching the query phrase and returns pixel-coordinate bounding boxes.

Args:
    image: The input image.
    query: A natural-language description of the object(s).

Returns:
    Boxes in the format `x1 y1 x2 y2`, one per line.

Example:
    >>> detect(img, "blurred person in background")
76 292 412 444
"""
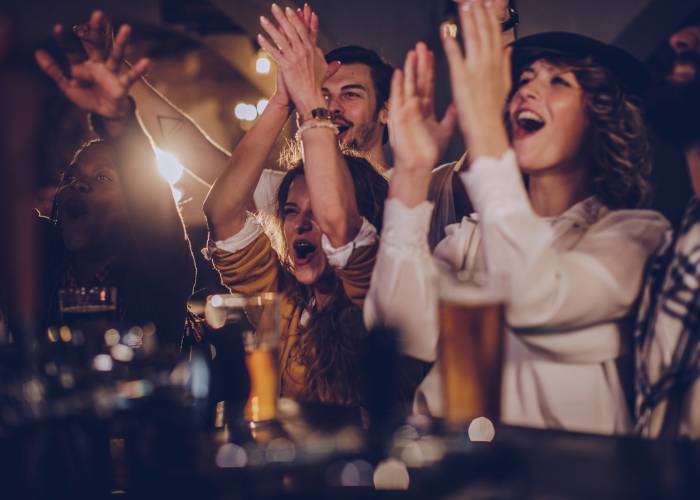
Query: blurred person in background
636 12 700 440
33 22 195 350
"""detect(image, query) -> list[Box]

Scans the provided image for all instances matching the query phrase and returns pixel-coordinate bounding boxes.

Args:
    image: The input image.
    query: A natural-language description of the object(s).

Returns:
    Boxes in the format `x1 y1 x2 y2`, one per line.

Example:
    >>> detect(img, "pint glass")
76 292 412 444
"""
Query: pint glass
438 272 506 427
205 293 280 422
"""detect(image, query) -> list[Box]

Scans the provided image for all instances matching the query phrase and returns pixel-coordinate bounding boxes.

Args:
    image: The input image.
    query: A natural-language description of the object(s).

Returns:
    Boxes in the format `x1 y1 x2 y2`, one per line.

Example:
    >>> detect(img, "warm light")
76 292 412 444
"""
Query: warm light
111 344 134 362
257 98 269 115
467 416 496 442
93 354 113 371
256 54 271 74
59 326 72 343
446 22 458 39
155 148 184 185
104 328 120 347
373 459 410 490
234 102 258 121
172 187 183 203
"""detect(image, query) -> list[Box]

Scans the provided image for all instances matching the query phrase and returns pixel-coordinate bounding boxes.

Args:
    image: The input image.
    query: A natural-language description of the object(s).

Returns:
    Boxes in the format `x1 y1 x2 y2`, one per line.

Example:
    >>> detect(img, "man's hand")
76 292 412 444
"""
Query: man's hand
35 23 149 119
389 44 455 174
441 0 511 159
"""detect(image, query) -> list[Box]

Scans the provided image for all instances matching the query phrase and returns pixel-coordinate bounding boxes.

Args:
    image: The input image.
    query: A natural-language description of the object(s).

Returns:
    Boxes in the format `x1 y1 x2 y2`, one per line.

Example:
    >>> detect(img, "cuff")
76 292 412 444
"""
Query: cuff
202 213 263 260
460 149 530 221
321 217 377 269
381 198 433 249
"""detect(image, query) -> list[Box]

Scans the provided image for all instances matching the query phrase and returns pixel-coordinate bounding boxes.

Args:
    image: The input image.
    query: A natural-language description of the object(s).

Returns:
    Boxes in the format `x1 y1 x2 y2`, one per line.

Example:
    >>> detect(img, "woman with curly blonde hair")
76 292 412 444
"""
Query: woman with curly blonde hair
365 5 672 435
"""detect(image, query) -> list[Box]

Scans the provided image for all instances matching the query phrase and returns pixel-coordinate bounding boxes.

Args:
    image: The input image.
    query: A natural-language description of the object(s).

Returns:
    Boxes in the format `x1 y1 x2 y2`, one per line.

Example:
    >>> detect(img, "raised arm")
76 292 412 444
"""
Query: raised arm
258 4 358 247
69 10 229 185
36 23 195 284
203 4 339 240
364 43 455 360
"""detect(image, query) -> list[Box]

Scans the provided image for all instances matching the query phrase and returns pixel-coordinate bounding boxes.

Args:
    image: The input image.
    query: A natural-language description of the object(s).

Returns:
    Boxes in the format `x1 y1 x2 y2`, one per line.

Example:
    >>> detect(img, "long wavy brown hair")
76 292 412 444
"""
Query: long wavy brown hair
269 153 388 406
510 52 653 209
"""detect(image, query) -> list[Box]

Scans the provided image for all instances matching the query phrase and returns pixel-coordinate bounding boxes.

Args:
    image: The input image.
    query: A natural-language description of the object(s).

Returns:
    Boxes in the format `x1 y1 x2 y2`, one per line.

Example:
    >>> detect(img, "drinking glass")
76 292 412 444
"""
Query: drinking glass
205 293 280 423
437 271 507 428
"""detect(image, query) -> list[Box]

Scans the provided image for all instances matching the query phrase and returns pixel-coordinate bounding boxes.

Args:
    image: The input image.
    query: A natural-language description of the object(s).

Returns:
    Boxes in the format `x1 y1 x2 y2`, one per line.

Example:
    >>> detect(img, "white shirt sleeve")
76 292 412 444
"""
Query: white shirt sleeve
460 150 670 334
363 199 439 361
208 213 263 254
253 169 285 215
321 217 377 269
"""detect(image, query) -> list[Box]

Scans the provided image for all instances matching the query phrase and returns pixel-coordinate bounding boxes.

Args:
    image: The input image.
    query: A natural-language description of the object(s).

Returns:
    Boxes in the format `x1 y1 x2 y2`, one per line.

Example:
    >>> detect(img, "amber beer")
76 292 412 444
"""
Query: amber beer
205 293 281 423
243 345 279 422
439 277 505 427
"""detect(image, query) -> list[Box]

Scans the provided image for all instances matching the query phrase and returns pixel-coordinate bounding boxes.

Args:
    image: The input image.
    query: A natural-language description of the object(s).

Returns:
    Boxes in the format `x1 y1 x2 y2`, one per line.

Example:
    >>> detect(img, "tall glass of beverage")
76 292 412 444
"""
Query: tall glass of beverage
438 272 507 429
205 293 280 423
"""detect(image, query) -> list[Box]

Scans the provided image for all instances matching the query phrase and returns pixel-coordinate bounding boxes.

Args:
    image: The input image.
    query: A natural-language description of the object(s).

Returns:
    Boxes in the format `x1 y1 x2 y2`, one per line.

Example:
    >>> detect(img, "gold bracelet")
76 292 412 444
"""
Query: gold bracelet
295 119 339 142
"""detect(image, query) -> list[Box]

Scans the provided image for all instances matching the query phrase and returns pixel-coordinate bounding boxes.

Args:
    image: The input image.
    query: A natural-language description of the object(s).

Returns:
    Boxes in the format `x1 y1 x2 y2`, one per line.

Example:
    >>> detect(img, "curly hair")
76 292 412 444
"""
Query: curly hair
266 153 388 406
511 53 653 209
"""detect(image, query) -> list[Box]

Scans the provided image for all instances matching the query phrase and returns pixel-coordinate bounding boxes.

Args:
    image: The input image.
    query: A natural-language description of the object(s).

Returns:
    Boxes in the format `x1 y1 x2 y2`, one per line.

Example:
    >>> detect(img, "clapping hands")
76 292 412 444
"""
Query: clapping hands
257 3 340 115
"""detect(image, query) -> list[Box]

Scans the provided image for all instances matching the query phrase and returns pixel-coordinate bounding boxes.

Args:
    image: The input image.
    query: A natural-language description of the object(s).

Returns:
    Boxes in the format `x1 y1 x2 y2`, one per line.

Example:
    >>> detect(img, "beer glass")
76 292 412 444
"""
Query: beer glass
438 271 507 428
205 293 280 423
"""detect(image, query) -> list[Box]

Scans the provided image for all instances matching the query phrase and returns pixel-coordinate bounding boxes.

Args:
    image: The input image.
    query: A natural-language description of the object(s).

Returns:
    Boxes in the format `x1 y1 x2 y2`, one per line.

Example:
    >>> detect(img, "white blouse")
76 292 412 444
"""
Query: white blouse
365 150 670 435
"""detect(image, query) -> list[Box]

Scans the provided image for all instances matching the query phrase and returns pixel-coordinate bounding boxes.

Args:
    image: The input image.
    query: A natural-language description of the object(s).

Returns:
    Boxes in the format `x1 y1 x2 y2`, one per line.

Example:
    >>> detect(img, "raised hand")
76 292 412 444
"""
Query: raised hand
441 0 511 159
73 10 114 62
414 42 457 163
389 44 455 174
257 3 335 115
35 23 149 119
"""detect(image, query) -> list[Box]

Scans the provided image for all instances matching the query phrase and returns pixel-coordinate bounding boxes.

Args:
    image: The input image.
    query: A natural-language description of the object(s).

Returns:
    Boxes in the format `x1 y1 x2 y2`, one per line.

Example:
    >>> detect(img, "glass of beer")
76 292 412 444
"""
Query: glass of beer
438 271 507 428
205 293 280 423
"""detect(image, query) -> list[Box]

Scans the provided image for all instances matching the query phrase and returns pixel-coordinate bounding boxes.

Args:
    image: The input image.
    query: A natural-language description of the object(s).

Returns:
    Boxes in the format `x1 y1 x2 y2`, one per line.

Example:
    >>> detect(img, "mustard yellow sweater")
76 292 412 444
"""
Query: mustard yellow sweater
211 232 377 401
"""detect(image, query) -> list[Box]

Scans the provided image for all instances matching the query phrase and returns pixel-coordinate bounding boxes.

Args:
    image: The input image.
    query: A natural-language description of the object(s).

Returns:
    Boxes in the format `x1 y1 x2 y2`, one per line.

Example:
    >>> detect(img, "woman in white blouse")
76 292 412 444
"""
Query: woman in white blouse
365 1 671 435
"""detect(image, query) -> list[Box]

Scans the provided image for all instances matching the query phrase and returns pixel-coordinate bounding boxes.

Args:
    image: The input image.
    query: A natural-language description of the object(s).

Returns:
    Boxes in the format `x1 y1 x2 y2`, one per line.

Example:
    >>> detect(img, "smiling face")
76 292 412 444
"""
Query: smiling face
509 59 590 174
321 63 387 153
280 174 327 285
56 142 128 253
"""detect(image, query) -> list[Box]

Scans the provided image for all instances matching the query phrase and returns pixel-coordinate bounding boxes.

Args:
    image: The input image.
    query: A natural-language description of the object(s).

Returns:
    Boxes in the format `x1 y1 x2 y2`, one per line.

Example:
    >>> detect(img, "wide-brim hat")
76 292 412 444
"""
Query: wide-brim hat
510 32 650 98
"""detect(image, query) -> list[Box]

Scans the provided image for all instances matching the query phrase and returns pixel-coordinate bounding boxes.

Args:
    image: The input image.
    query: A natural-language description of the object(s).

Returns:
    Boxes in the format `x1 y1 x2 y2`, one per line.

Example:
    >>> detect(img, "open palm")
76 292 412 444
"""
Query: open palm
35 23 149 119
390 45 456 173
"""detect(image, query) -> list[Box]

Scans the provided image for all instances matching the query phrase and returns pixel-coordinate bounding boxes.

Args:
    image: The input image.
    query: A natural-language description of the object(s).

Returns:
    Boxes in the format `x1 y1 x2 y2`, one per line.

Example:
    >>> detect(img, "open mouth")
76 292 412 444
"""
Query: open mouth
669 62 697 83
61 197 88 219
333 119 352 141
292 239 317 265
514 109 545 136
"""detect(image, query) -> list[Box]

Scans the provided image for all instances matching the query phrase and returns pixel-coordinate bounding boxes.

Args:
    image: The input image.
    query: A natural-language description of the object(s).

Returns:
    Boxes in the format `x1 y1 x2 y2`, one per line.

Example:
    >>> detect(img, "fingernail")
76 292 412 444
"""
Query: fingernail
285 6 293 15
271 3 280 11
461 2 471 12
260 15 268 24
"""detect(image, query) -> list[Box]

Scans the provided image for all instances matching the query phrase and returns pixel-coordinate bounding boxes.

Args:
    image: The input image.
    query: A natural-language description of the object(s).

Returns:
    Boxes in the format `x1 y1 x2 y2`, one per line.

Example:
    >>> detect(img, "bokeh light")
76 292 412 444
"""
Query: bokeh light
155 148 184 185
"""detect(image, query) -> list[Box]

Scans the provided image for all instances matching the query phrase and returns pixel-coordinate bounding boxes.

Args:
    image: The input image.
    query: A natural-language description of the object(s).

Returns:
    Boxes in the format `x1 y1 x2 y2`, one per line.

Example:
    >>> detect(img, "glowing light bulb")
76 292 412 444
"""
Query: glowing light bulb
155 149 184 185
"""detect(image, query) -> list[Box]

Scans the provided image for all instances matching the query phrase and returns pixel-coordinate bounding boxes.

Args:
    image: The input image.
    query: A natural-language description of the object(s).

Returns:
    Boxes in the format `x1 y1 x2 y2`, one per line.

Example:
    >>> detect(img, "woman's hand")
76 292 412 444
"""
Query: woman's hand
257 3 331 115
35 23 149 120
388 43 456 207
390 43 456 174
441 0 511 159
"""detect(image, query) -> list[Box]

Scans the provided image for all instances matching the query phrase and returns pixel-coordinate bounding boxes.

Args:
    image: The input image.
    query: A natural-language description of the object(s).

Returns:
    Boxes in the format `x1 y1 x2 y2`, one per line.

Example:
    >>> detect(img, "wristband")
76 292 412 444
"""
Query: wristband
294 119 339 142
